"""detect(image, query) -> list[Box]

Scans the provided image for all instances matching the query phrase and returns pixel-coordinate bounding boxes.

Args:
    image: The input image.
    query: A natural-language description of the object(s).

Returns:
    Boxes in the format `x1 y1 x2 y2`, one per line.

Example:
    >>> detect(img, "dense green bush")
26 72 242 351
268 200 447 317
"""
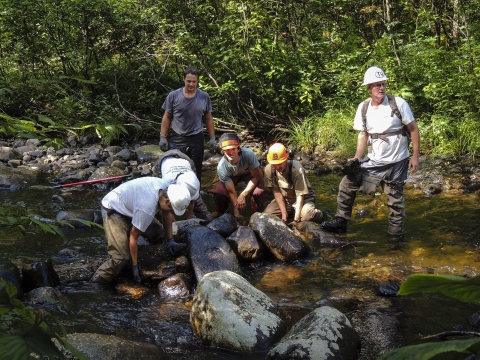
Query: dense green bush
0 0 479 156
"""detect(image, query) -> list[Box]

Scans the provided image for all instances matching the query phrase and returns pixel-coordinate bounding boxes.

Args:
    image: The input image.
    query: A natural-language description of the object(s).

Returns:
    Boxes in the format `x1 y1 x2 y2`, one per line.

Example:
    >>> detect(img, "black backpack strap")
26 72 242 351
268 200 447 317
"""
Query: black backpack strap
387 94 411 142
271 165 278 187
288 160 293 189
387 94 402 120
361 98 370 133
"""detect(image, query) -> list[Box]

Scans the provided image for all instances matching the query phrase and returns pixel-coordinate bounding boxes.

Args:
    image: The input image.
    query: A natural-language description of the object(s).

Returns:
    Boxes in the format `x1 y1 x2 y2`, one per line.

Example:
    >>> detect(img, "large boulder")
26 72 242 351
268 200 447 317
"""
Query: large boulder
0 166 44 191
21 259 60 292
0 146 20 162
172 218 203 243
53 258 106 283
206 213 238 237
89 166 126 190
25 286 67 304
266 306 360 360
190 270 287 354
158 273 194 300
56 209 103 228
249 212 309 261
59 333 169 360
293 221 349 250
226 226 264 261
135 144 162 163
186 226 241 282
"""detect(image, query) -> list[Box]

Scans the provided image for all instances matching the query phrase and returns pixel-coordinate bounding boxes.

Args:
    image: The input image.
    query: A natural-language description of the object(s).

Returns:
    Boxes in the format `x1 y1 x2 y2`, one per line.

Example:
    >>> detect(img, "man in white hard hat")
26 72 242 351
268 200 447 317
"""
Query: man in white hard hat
90 177 192 284
264 143 323 224
321 66 420 236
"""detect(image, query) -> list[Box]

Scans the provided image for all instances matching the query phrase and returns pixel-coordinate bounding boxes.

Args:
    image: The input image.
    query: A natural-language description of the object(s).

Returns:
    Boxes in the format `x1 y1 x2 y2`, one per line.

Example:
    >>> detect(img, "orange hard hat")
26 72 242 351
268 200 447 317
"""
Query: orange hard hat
267 143 289 164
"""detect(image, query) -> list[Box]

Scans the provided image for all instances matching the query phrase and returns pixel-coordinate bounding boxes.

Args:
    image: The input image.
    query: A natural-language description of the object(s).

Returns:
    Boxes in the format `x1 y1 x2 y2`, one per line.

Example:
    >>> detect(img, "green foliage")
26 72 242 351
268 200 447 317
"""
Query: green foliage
397 274 480 303
0 0 479 155
288 107 358 158
379 274 480 359
377 338 480 360
0 280 88 360
0 204 106 237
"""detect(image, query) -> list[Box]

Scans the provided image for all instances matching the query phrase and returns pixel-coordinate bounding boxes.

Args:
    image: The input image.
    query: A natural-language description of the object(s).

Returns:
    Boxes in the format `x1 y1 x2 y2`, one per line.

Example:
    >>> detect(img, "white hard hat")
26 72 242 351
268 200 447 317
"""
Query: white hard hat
167 184 191 216
175 171 200 198
362 66 389 86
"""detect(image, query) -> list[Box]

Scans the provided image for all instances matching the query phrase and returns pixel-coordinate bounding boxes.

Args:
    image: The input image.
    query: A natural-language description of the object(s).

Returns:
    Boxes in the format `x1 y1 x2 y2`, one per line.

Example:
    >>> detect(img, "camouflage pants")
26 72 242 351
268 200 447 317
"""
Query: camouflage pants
335 166 406 228
93 208 164 282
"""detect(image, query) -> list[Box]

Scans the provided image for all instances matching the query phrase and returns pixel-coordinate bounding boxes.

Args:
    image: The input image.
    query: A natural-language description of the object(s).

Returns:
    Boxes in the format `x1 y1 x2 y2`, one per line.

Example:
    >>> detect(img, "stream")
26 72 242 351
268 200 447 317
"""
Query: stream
2 164 480 360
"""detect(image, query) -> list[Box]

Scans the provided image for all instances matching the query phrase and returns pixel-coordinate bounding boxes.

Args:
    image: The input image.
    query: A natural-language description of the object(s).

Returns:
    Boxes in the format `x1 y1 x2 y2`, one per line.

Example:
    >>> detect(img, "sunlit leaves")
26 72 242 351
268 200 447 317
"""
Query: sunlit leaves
397 274 480 303
378 338 480 360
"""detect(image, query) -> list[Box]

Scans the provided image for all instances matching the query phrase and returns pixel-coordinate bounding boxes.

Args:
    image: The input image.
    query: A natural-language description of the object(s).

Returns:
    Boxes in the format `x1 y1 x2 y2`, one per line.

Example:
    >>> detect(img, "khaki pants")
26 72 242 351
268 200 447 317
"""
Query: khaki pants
264 193 323 223
94 209 164 282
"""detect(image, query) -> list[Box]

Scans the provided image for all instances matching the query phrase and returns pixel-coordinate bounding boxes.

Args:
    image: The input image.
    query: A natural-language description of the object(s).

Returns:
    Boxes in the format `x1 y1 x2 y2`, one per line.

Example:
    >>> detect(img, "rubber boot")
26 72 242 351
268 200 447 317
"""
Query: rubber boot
321 217 348 233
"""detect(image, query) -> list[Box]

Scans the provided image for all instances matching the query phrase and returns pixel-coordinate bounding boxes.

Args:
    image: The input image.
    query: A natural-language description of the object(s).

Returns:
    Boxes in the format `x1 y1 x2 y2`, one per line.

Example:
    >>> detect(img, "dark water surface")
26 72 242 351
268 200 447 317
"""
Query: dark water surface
2 165 479 360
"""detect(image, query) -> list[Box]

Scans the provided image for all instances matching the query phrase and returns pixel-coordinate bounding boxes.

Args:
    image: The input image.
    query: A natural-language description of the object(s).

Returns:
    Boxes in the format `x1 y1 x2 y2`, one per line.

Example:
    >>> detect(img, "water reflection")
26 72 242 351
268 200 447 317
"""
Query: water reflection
1 169 480 359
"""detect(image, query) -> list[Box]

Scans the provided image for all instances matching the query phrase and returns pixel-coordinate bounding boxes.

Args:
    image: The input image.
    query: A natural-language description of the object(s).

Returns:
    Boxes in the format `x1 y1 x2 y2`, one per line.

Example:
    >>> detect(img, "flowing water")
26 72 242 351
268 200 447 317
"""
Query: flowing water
2 165 480 360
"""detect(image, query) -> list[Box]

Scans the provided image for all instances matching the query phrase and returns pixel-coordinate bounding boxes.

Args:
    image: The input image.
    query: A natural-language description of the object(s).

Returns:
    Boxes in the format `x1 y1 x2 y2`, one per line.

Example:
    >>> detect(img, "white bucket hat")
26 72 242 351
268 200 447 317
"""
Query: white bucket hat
167 183 191 216
176 171 200 199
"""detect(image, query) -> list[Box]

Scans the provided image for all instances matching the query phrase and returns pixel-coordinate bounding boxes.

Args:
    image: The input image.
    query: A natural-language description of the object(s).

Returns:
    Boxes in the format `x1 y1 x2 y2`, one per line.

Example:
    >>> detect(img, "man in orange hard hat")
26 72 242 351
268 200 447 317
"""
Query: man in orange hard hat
264 143 323 225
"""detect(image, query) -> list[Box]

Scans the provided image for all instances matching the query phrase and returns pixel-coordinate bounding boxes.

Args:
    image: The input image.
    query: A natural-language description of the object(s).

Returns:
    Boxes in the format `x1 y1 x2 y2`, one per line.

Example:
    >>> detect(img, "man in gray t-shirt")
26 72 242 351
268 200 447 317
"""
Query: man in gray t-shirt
159 67 216 183
209 133 266 218
90 177 192 284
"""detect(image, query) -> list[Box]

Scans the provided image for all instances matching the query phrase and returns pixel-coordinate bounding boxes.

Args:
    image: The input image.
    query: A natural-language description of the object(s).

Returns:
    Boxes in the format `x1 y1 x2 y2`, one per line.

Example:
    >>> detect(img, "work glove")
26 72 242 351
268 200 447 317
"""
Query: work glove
208 135 217 152
132 265 142 284
159 136 168 152
167 238 186 256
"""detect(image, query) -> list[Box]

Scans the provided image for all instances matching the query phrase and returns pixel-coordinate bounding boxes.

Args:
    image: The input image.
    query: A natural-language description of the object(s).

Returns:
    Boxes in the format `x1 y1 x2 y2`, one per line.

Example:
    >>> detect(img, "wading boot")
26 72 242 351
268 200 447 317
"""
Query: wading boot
321 217 347 233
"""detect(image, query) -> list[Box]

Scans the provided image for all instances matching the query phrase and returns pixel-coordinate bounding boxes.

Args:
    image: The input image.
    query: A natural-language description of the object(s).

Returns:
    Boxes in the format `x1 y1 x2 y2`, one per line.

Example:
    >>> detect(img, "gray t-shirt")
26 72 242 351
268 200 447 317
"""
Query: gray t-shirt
162 88 212 136
217 148 260 185
101 177 169 232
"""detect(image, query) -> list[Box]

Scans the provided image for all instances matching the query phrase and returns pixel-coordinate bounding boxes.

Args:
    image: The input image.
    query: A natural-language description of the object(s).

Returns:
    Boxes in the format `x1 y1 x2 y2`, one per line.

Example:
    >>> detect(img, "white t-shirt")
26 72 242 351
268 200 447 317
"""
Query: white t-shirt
353 96 415 164
101 177 168 232
161 157 199 200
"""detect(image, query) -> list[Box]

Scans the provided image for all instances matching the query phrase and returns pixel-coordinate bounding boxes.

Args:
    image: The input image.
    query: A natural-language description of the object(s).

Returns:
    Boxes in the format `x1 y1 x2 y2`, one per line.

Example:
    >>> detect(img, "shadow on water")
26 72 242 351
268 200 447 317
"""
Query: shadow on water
1 168 480 359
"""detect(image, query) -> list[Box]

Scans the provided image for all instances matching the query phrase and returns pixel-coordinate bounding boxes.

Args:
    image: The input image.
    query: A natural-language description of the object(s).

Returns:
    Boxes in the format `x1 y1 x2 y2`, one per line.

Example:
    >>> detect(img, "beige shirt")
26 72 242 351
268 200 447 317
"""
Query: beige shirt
264 160 311 201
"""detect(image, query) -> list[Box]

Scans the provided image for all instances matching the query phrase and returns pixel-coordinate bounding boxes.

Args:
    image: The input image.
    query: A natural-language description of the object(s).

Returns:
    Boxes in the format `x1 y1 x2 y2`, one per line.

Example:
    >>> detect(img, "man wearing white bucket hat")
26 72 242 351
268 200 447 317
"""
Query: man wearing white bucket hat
322 66 420 237
90 177 192 284
153 149 212 222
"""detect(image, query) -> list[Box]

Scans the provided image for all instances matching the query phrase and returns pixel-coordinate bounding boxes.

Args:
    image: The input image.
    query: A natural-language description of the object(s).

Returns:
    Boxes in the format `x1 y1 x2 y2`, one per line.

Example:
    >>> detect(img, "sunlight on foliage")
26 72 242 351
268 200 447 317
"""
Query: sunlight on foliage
289 108 358 158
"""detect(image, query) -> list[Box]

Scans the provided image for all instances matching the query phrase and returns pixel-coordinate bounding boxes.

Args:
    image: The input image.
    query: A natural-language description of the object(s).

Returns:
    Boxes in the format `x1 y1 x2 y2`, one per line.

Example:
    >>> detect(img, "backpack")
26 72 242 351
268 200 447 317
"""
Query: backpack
153 149 196 178
361 94 411 144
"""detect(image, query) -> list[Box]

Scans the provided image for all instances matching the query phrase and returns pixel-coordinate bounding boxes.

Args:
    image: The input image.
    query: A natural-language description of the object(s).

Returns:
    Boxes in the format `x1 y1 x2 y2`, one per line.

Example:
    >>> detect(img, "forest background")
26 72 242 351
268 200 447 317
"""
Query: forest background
0 0 479 158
